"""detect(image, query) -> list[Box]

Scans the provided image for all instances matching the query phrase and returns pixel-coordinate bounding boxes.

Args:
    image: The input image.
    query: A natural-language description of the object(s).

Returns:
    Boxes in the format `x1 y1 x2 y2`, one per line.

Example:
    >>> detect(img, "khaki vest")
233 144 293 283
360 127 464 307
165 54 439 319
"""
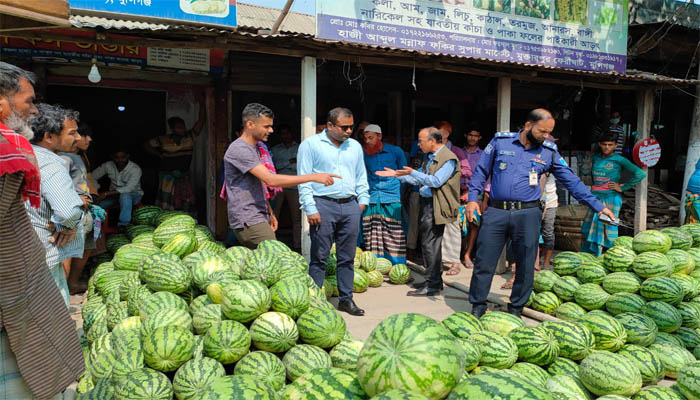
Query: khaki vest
423 146 460 225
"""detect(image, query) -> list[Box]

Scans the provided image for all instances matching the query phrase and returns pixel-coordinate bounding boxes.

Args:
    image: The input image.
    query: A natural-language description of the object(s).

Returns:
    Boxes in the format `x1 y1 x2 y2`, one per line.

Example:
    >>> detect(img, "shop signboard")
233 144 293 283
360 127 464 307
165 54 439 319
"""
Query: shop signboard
317 0 629 74
633 138 661 168
68 0 237 28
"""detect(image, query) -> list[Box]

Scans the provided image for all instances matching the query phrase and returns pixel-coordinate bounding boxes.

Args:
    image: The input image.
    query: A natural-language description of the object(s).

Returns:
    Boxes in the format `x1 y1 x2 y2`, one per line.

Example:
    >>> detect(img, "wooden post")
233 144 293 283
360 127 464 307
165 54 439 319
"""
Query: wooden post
495 77 511 274
681 63 700 223
300 56 316 261
635 89 654 233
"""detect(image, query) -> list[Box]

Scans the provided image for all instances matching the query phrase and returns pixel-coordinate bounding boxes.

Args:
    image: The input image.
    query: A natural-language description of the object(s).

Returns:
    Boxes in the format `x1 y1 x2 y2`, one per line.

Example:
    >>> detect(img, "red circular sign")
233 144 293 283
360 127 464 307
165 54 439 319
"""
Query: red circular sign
633 138 661 168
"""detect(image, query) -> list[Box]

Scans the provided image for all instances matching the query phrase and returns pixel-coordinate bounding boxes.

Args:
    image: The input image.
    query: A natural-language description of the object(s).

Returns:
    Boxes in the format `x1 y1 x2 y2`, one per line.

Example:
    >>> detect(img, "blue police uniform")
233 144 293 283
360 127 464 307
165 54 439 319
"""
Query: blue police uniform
468 132 605 313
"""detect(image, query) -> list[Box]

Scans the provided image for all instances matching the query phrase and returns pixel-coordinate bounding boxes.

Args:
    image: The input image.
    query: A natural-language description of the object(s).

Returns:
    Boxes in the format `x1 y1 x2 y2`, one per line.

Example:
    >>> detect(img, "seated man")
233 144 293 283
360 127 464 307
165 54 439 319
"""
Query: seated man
92 150 143 227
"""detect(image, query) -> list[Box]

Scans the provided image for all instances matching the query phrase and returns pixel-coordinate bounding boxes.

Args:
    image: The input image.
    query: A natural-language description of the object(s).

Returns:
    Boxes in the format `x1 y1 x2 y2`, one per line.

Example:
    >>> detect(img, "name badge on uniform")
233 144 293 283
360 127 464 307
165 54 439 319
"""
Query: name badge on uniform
529 168 538 186
499 162 508 171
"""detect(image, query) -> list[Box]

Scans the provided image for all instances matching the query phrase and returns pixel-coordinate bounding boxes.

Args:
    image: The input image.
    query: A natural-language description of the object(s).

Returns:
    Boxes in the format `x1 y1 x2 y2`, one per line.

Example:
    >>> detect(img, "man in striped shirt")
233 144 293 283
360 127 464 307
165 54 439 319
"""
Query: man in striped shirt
26 103 84 307
610 111 625 154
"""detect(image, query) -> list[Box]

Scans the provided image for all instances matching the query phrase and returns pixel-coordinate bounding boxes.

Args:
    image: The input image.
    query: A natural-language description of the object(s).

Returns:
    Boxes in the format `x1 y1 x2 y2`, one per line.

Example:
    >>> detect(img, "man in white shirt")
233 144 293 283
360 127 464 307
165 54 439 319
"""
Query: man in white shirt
92 150 143 227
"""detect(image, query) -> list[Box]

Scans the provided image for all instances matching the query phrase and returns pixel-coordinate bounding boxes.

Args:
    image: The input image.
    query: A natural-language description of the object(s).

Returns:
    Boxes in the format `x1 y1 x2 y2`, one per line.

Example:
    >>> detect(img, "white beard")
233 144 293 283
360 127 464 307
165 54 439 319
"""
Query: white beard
4 110 33 140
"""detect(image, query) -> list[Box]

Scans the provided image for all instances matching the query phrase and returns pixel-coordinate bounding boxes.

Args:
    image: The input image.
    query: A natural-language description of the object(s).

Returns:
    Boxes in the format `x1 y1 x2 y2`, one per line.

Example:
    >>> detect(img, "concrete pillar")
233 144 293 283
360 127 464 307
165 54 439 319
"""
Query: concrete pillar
635 89 654 233
495 77 511 274
300 56 316 261
681 63 700 223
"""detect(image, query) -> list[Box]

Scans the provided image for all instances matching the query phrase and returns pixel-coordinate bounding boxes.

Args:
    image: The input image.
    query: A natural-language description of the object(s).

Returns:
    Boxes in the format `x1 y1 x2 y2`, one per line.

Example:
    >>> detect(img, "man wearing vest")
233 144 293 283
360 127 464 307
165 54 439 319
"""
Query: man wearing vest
377 127 460 296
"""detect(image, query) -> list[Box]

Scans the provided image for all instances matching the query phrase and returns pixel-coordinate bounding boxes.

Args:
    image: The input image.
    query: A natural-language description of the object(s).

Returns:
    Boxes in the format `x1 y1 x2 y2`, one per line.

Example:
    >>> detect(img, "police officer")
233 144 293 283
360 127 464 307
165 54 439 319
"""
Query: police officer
466 109 615 318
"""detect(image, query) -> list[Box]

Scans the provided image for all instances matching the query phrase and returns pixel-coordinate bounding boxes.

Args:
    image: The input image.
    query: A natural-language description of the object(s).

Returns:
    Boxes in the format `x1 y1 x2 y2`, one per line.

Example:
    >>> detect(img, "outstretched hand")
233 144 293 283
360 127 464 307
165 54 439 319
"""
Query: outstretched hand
313 173 342 186
375 167 413 178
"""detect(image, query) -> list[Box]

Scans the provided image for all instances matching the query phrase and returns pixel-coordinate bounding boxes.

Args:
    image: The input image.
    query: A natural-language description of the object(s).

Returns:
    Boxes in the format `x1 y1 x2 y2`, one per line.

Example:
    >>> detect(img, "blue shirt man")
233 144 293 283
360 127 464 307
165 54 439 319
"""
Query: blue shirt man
466 109 615 318
297 107 369 317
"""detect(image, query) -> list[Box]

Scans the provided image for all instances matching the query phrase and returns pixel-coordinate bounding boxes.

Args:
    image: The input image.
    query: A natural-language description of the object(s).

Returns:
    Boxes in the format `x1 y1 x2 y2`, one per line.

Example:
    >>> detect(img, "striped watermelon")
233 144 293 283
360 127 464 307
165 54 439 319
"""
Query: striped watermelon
643 300 682 333
296 304 346 348
221 280 271 323
545 374 591 400
326 253 337 276
510 362 550 387
688 248 700 269
508 326 559 365
132 232 155 244
605 292 646 315
142 326 195 372
192 304 222 335
547 356 579 376
442 312 484 338
457 339 481 372
633 230 672 254
233 350 286 391
193 223 213 242
222 246 251 274
154 210 186 226
579 350 642 397
376 257 393 275
140 253 192 294
448 370 551 399
280 367 366 400
204 269 240 305
552 276 581 301
633 385 686 400
277 251 308 272
553 252 584 276
615 312 658 346
283 344 333 381
367 270 384 287
682 223 700 245
470 330 518 369
540 320 595 360
534 270 559 292
113 243 161 271
633 251 672 278
240 249 282 287
133 205 161 226
679 302 700 328
678 361 700 400
602 272 641 294
555 302 587 321
269 277 310 319
617 344 665 386
357 313 466 398
196 240 226 254
578 311 627 351
203 320 250 364
324 276 338 298
574 283 610 310
604 246 636 272
576 262 608 284
676 326 700 349
153 222 195 248
330 338 364 372
371 389 429 399
140 308 193 338
161 232 197 258
115 368 173 400
360 251 377 272
257 239 290 255
667 249 696 274
656 331 686 347
185 251 233 292
648 342 696 378
672 273 699 300
118 272 141 301
106 233 130 254
533 291 561 314
640 276 684 305
353 268 370 293
172 357 226 400
139 291 188 321
249 311 298 353
613 236 634 249
480 311 525 336
389 264 411 284
662 227 694 250
200 375 276 399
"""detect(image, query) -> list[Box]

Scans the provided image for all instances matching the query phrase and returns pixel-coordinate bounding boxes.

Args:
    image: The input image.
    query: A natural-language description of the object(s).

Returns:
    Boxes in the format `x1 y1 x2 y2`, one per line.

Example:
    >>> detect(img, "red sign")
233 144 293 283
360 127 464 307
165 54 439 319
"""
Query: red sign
633 138 661 168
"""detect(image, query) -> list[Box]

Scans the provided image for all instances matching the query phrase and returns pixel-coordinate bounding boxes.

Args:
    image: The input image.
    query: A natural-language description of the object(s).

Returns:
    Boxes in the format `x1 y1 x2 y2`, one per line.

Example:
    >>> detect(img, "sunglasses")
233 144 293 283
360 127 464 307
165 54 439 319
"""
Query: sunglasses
333 124 354 132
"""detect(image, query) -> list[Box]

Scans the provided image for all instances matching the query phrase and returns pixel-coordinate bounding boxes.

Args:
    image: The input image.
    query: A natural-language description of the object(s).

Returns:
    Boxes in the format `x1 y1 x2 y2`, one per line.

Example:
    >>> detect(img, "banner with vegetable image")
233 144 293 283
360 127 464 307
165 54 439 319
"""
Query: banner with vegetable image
317 0 628 74
69 0 237 28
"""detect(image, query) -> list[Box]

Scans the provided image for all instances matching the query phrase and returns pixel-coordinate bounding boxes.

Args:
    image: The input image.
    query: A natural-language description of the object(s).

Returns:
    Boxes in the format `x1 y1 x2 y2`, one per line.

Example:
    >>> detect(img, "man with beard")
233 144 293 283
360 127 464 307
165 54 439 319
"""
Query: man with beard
361 124 408 264
224 103 339 249
298 107 370 316
466 109 616 319
92 149 144 227
0 62 84 399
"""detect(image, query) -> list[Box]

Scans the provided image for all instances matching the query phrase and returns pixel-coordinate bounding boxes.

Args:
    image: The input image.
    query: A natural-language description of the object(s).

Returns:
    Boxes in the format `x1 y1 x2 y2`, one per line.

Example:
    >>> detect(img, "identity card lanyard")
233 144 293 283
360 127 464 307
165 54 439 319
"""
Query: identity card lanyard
529 161 538 186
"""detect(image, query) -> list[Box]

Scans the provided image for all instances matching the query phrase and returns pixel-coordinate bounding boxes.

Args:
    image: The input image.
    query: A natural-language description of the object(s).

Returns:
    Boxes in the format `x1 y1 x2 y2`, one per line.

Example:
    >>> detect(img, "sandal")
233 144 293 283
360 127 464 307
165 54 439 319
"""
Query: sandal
445 263 461 276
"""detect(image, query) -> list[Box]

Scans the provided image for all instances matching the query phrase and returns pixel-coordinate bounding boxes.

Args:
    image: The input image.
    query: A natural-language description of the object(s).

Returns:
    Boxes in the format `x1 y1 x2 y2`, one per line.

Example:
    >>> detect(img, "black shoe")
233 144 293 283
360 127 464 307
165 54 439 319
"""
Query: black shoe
471 307 486 319
407 287 441 297
338 300 365 316
507 307 522 319
410 281 427 289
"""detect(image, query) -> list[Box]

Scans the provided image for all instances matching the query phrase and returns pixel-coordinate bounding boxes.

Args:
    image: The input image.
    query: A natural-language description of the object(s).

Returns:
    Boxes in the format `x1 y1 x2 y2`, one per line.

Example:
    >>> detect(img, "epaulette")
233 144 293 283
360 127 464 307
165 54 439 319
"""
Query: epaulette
494 132 517 138
542 140 558 151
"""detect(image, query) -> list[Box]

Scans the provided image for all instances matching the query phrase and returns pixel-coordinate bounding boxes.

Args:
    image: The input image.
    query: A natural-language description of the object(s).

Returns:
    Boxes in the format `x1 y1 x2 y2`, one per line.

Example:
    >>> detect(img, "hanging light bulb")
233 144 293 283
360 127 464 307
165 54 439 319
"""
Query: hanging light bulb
88 58 101 83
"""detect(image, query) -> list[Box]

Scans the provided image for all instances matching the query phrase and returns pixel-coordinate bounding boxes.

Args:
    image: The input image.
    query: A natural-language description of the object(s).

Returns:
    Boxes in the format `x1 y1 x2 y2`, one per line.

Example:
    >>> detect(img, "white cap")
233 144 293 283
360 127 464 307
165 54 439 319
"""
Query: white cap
364 124 382 134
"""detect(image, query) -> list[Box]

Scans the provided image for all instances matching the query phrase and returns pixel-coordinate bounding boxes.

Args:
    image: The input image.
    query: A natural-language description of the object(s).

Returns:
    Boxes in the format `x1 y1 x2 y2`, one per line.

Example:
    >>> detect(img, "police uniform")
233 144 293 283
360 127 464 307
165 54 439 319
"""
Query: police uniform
467 132 604 314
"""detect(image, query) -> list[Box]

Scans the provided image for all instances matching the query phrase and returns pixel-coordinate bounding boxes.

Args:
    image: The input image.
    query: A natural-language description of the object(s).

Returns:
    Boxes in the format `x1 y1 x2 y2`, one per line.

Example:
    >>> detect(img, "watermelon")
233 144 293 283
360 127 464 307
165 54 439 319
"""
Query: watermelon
249 311 298 353
602 271 641 294
552 252 584 276
360 251 377 272
579 350 642 397
632 251 671 278
132 232 155 244
389 264 411 284
193 224 214 242
240 249 281 287
142 326 195 372
203 320 250 364
442 312 483 338
576 262 608 284
172 357 226 400
330 338 364 372
140 253 192 294
615 312 658 346
133 205 161 225
220 280 271 323
633 230 672 254
280 367 366 400
185 251 233 292
162 232 198 258
155 211 191 226
106 233 130 254
604 246 636 272
613 236 634 249
277 251 308 272
676 326 700 349
640 276 684 305
678 361 700 400
233 350 286 391
283 344 333 381
642 300 683 333
113 243 160 271
648 343 696 378
371 389 428 399
126 224 155 240
689 248 700 269
679 302 700 328
139 291 188 321
367 270 384 287
633 385 686 400
140 308 193 338
552 276 581 301
257 239 290 255
192 304 222 335
447 370 551 400
578 311 627 351
533 291 561 314
617 344 665 386
656 331 686 347
534 270 559 292
115 368 173 400
376 258 393 274
153 222 195 249
296 303 346 348
200 375 276 399
662 227 694 250
540 320 595 360
357 313 465 398
479 311 525 336
555 302 587 321
667 249 696 274
508 326 559 365
457 339 480 372
353 268 369 293
548 356 580 376
672 273 699 300
545 374 591 400
510 362 550 387
326 253 337 276
470 330 518 369
605 292 646 315
574 283 610 310
269 277 310 319
222 246 251 273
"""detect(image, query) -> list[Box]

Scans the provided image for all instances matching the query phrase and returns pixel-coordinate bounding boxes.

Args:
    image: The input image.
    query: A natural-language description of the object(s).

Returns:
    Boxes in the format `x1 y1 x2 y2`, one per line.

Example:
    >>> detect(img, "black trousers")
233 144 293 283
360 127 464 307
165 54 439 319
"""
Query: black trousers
419 198 445 290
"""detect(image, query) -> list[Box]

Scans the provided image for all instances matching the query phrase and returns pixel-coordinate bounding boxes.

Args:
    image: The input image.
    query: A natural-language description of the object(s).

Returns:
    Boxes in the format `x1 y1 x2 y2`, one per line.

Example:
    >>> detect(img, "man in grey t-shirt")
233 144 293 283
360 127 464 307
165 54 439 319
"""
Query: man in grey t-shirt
224 103 339 248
